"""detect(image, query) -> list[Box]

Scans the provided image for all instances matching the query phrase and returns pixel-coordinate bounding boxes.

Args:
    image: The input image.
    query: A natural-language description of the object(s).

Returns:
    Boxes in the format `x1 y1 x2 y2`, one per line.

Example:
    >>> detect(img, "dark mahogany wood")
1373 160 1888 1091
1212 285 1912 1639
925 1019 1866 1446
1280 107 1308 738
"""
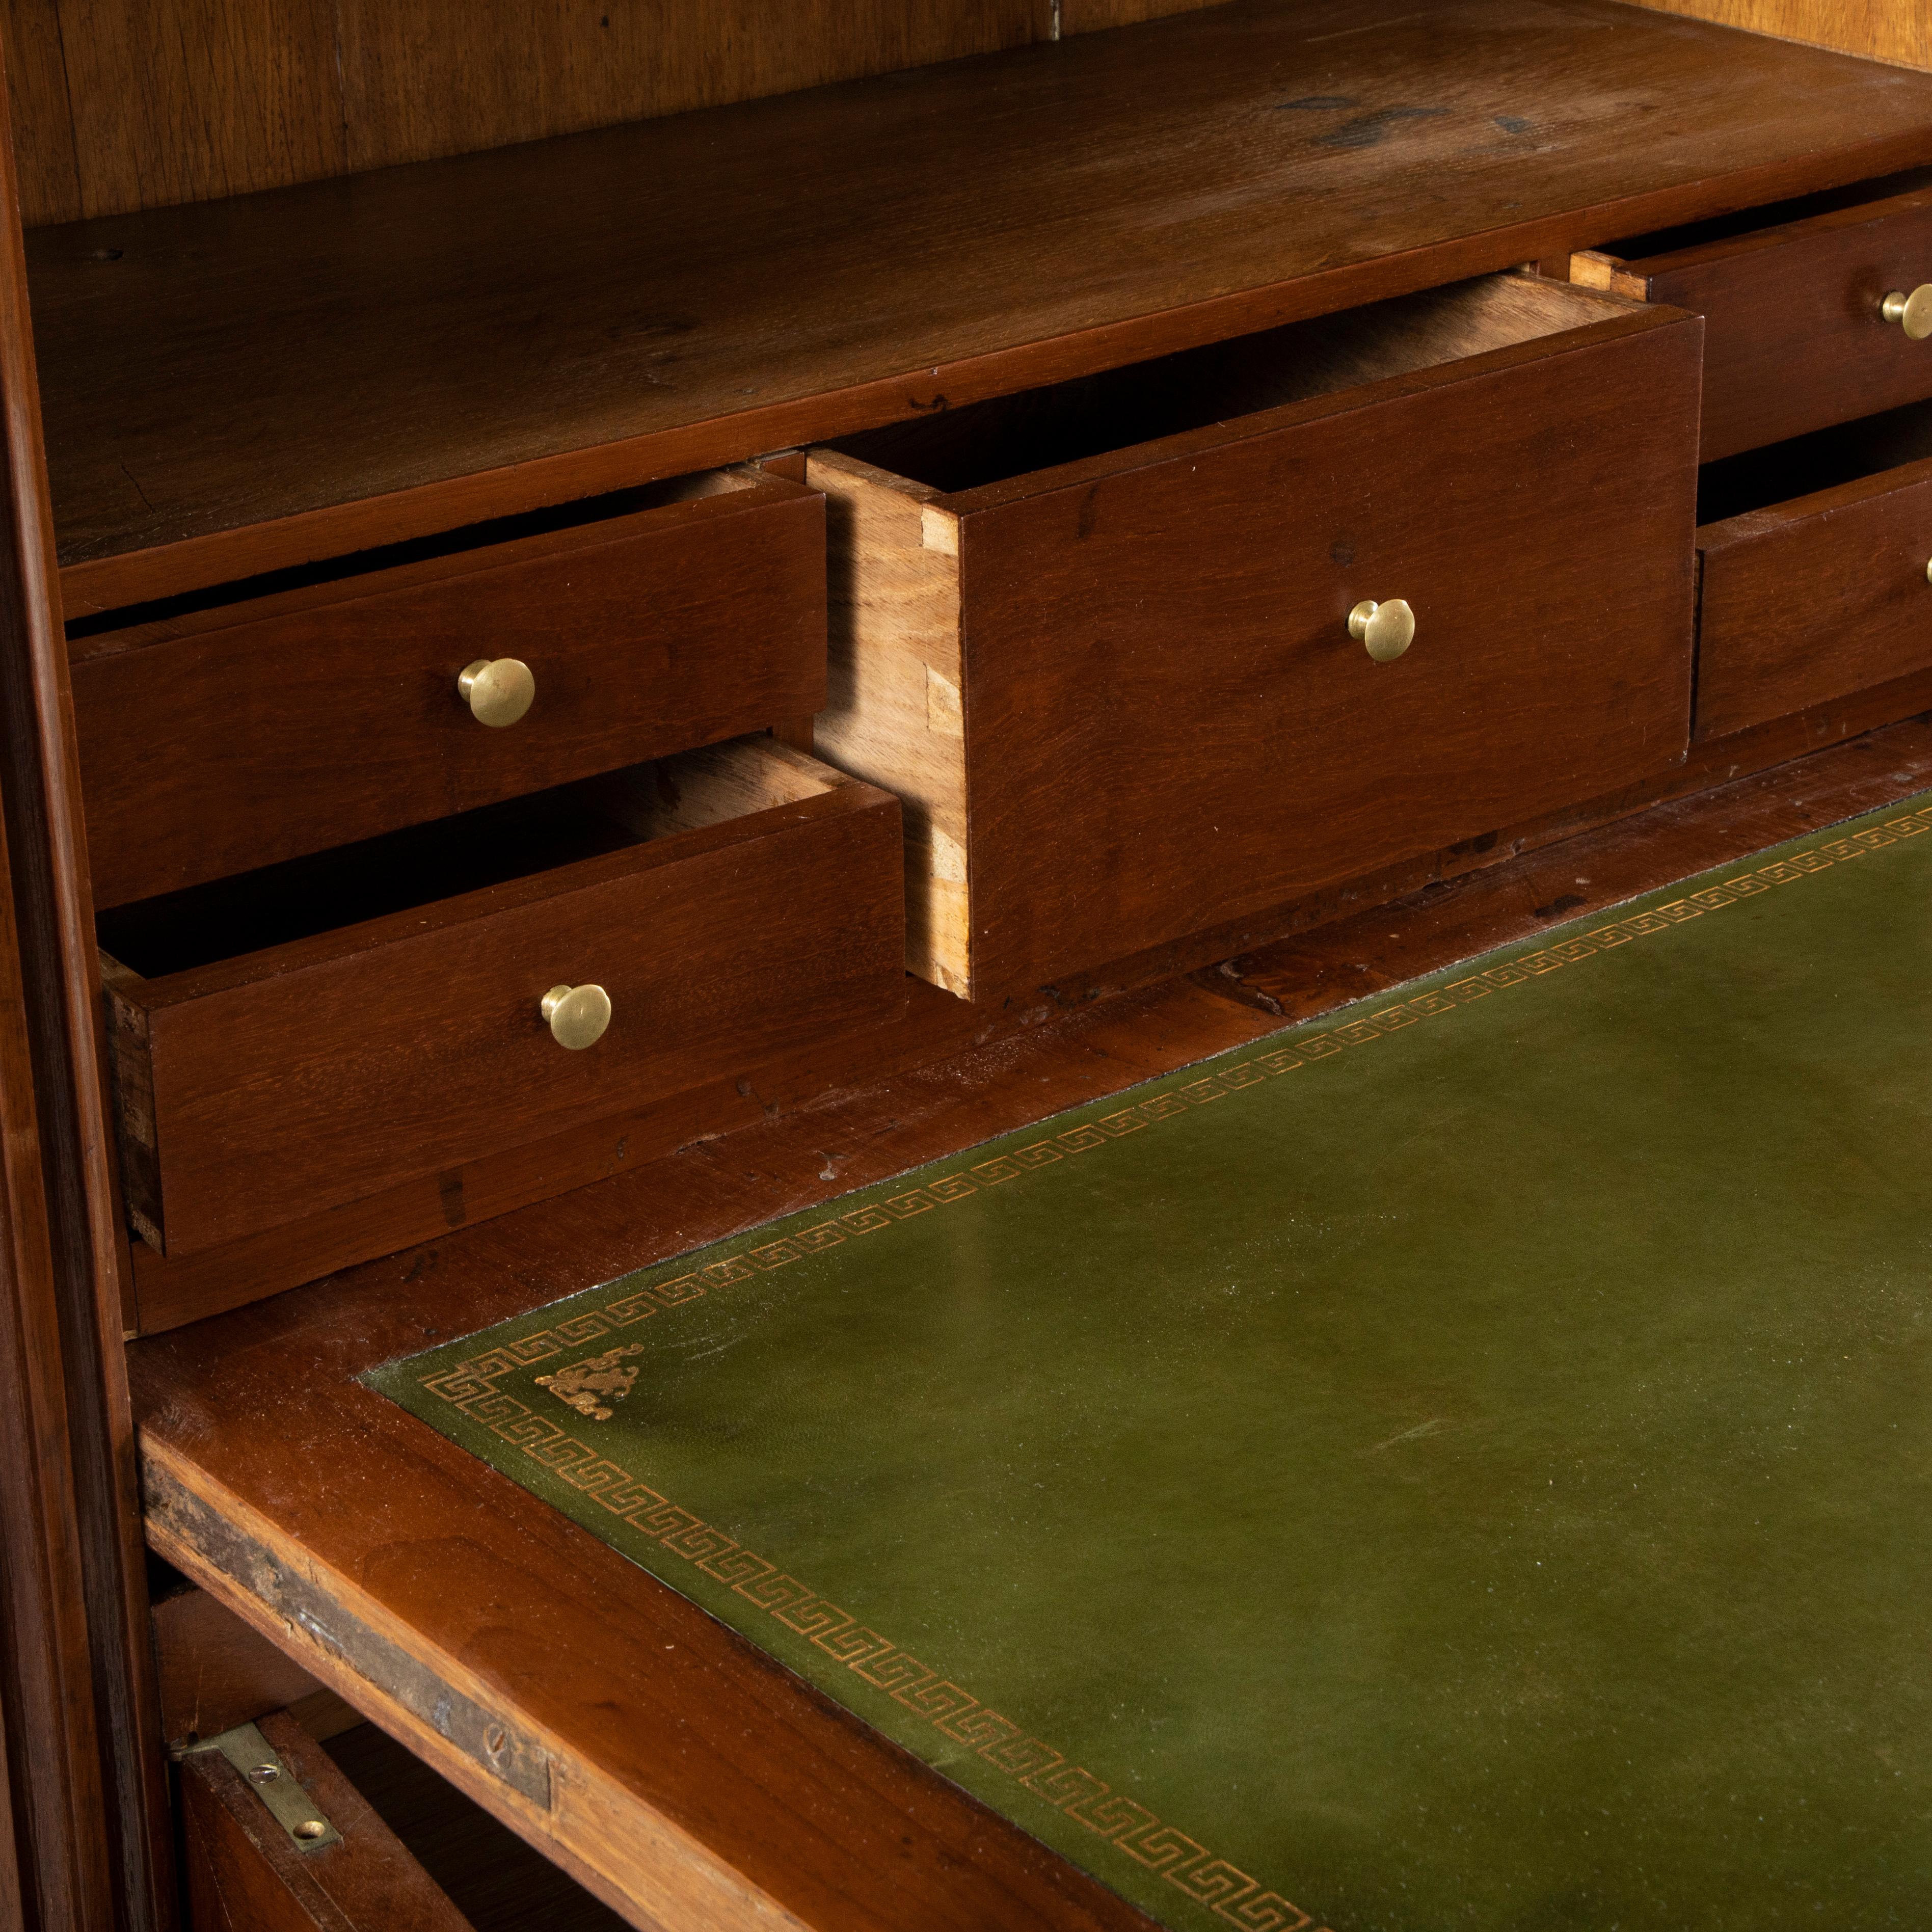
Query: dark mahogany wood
321 1723 633 1932
151 1582 325 1747
1204 713 1932 1016
0 44 173 1932
74 472 827 909
853 289 1701 999
1692 403 1932 739
101 743 904 1258
128 712 1932 1932
179 1710 476 1932
1578 184 1932 461
1699 466 1932 740
31 0 1932 615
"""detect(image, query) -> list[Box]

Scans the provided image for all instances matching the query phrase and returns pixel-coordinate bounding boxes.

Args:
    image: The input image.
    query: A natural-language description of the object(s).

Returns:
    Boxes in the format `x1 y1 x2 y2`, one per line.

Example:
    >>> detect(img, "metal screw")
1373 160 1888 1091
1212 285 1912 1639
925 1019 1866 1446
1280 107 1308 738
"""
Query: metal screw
484 1724 506 1755
248 1764 280 1785
293 1820 328 1842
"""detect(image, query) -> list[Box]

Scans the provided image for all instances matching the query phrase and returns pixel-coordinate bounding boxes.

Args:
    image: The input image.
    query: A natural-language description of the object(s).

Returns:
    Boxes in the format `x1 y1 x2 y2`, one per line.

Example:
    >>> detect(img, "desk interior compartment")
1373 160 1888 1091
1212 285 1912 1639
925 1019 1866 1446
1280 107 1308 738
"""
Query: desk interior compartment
72 469 827 909
1693 399 1932 740
809 274 1701 1002
1572 170 1932 462
99 738 904 1257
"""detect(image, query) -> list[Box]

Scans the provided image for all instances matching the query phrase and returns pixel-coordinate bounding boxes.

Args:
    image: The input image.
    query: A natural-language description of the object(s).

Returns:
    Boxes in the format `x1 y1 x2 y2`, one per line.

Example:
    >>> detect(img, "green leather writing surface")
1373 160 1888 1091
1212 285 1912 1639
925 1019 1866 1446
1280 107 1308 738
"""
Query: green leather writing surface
369 797 1932 1931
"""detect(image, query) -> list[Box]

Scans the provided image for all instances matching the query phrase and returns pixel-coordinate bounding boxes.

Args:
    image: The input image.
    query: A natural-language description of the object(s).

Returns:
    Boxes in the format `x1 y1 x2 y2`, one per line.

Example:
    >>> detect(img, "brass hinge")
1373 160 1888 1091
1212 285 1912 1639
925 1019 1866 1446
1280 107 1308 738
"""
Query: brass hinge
180 1722 343 1853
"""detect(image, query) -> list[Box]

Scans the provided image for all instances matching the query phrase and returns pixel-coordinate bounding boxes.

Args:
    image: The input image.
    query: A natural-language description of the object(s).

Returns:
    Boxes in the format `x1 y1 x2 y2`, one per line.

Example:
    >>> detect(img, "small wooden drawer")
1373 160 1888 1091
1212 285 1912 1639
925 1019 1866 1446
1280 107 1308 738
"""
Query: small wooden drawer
72 471 826 909
809 275 1700 1001
99 739 903 1256
1572 177 1932 462
1693 402 1932 741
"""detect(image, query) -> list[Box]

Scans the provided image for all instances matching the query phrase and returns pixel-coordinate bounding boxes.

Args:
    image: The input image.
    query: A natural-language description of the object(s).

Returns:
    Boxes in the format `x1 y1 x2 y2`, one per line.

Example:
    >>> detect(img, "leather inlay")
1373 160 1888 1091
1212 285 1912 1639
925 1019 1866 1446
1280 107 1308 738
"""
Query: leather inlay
368 796 1932 1930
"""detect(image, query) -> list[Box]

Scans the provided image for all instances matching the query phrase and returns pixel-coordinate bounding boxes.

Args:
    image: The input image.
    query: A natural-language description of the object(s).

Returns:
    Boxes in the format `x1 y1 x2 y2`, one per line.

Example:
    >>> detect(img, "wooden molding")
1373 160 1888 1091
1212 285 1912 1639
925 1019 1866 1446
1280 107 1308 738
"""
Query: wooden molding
0 26 173 1928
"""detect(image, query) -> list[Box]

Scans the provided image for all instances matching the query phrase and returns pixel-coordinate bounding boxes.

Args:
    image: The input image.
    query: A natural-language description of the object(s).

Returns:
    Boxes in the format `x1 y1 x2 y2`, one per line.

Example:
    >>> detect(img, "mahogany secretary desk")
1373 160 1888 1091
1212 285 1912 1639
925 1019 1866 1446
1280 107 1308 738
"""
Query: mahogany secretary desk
1 0 1930 1926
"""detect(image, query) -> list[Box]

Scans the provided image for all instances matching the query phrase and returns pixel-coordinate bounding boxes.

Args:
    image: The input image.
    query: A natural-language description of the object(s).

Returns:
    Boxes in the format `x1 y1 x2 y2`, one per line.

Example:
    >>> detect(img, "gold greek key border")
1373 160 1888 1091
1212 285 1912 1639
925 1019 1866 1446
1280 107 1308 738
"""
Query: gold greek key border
410 802 1930 1932
418 1355 1325 1932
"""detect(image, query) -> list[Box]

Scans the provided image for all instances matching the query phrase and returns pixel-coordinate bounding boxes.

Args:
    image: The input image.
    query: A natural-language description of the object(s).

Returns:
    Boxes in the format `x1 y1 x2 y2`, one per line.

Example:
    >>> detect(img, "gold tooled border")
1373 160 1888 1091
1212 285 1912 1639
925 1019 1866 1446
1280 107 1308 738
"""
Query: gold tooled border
418 1351 1326 1932
410 804 1931 1932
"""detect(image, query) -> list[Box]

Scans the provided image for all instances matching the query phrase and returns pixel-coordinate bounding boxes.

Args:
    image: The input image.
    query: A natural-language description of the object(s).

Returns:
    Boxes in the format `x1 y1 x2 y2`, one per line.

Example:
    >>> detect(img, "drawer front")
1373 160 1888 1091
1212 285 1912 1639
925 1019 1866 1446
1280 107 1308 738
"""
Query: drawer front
108 758 903 1255
960 312 1701 996
1695 458 1932 741
1579 191 1932 462
74 477 826 907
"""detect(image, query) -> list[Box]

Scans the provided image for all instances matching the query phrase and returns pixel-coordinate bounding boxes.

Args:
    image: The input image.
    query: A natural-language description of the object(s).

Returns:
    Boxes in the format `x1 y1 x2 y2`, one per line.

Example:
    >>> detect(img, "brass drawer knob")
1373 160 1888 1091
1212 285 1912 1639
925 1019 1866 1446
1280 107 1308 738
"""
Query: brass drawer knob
1881 286 1932 339
458 657 535 727
541 983 611 1051
1348 598 1415 663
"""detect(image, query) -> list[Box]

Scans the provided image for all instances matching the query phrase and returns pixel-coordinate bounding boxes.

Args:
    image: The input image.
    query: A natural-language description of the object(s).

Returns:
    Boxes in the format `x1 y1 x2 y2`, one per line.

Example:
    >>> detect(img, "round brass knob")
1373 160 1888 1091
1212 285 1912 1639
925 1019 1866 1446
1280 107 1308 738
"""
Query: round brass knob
1348 598 1415 663
541 983 611 1051
458 657 535 727
1881 286 1932 340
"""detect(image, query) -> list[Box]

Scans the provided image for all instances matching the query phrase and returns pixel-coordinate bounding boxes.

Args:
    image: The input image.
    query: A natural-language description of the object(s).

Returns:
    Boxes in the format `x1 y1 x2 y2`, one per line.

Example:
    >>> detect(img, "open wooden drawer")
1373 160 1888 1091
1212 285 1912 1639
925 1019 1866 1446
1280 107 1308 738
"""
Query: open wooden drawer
72 469 826 909
100 738 904 1257
1692 402 1932 741
1572 172 1932 462
808 274 1700 1002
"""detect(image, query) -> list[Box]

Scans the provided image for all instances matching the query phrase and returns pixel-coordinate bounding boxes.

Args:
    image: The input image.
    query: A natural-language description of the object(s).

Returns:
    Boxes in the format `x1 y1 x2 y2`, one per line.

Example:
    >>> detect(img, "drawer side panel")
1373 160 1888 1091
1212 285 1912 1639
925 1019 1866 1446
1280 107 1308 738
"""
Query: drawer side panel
810 454 972 998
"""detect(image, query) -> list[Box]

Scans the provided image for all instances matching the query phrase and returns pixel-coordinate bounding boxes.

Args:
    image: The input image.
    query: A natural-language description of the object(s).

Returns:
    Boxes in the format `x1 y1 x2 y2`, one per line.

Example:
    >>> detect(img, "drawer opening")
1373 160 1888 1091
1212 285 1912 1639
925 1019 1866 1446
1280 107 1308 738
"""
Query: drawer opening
827 275 1628 494
1697 397 1932 527
67 468 754 641
98 736 841 982
1589 165 1932 269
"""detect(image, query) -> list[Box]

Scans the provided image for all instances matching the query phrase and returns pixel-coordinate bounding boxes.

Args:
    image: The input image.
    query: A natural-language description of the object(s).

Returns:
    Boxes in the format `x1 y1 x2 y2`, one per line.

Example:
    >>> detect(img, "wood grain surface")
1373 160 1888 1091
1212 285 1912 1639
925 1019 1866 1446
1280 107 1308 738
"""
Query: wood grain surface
0 0 81 227
0 1 1065 227
0 48 173 1931
103 744 904 1256
808 451 969 996
130 714 1932 1932
936 298 1700 997
1619 0 1931 70
151 1581 324 1746
1697 456 1932 739
2 0 1249 230
73 473 826 907
32 0 1932 613
1578 185 1932 459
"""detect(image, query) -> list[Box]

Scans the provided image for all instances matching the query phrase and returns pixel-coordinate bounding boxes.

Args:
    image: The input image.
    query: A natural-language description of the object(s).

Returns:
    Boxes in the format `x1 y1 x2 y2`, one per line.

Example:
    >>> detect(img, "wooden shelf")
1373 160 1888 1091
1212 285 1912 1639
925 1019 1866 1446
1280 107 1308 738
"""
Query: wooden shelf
32 0 1932 615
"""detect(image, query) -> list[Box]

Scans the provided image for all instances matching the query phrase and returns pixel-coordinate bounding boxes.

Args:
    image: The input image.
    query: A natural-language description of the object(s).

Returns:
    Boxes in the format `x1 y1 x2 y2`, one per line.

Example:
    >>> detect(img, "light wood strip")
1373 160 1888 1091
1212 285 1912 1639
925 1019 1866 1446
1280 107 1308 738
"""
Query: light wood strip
1621 0 1931 70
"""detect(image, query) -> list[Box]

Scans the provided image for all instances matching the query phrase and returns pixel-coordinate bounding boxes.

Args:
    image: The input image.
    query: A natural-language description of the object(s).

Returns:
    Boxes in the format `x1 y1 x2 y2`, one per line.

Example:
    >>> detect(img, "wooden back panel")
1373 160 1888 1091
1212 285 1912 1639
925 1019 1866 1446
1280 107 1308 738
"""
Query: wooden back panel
0 0 1228 228
1620 0 1927 71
